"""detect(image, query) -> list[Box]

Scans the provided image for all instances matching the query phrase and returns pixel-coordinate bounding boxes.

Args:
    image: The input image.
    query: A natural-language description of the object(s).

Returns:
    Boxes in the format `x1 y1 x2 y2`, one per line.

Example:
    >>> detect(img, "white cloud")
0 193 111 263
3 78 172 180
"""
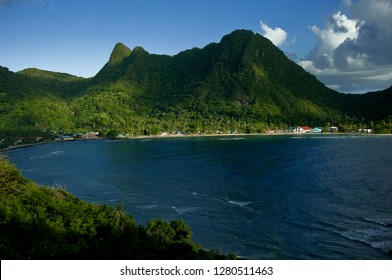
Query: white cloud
300 0 392 93
259 20 288 47
298 60 322 75
346 53 368 68
310 12 362 51
305 11 363 70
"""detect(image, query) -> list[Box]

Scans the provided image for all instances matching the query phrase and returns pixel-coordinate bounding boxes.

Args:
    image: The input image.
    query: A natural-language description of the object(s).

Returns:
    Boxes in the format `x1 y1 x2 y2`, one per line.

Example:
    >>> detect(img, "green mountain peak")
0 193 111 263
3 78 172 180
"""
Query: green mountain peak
132 46 149 55
108 42 132 66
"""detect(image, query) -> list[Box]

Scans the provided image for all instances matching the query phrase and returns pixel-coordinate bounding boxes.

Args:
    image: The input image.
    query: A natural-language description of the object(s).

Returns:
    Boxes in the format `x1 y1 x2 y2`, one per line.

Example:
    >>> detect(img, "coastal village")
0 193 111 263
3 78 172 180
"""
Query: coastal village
53 125 368 141
1 125 377 150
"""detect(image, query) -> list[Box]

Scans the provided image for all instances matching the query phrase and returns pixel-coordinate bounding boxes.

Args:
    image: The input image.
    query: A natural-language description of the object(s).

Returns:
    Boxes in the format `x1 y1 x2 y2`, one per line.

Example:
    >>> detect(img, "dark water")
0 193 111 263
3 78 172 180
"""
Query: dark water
7 135 392 259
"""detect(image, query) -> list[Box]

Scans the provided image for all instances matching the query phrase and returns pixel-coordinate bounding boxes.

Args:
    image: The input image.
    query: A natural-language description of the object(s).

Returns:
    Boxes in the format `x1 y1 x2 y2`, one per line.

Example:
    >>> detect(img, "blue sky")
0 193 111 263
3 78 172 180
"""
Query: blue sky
1 0 392 93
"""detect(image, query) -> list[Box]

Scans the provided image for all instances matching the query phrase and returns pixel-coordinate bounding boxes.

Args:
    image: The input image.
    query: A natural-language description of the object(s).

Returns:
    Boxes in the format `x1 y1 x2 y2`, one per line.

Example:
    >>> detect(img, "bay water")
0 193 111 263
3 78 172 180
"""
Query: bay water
7 135 392 259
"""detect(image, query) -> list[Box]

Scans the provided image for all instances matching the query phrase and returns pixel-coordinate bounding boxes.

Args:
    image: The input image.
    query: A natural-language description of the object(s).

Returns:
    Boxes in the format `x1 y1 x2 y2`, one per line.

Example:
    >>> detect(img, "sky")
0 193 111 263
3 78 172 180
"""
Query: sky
1 0 392 93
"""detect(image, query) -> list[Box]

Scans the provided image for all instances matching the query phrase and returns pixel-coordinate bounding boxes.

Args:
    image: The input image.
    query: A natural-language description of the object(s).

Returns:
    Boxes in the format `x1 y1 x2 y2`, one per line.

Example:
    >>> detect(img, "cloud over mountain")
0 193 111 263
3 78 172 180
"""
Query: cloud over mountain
299 0 392 93
259 21 288 47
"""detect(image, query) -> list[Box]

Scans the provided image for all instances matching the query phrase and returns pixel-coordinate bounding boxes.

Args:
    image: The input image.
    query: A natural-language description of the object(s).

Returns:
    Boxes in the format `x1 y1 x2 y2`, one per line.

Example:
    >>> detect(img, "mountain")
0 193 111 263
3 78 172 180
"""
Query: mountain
107 42 132 66
93 31 339 118
0 30 391 144
92 30 383 129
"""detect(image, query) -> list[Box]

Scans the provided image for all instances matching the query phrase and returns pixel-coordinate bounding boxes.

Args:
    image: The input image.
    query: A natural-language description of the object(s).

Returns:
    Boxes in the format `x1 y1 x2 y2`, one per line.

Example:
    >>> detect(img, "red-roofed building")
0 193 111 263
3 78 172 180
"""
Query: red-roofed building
300 126 312 132
291 126 312 133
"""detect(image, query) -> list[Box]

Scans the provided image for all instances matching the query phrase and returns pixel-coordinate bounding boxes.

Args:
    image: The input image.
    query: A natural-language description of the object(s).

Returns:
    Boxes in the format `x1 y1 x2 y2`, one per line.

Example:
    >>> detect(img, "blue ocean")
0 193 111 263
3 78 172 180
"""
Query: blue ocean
7 135 392 259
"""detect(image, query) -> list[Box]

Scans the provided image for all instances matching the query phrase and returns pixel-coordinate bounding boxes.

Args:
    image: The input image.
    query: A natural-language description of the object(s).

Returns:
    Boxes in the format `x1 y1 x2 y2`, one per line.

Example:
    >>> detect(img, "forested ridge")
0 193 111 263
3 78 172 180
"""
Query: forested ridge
1 30 391 147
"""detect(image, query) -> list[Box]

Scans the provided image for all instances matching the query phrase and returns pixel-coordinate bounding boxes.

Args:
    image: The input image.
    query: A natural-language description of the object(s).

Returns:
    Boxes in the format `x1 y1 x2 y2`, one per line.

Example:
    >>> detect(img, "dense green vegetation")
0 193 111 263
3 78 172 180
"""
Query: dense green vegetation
1 29 392 148
0 156 231 259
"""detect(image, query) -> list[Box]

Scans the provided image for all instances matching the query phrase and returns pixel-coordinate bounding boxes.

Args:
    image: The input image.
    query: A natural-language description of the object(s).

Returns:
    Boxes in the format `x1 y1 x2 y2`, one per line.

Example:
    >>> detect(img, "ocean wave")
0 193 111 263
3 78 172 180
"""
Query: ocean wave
339 228 392 250
309 136 360 139
29 150 65 159
369 240 392 249
218 137 245 141
49 150 65 155
135 204 159 210
228 200 252 207
363 217 392 227
29 156 45 159
171 206 203 214
22 168 36 173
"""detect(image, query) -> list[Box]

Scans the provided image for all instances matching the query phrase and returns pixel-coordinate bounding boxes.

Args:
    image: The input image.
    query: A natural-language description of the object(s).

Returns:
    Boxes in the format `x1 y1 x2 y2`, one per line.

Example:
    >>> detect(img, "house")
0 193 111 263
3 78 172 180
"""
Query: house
358 128 372 133
62 135 74 141
310 127 323 133
84 132 100 139
174 130 186 135
290 126 311 134
300 126 312 132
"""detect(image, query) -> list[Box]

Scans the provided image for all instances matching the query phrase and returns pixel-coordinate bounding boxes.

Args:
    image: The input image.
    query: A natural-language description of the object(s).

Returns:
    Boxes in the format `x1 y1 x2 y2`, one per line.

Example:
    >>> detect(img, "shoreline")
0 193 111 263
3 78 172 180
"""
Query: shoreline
123 131 392 140
2 132 392 153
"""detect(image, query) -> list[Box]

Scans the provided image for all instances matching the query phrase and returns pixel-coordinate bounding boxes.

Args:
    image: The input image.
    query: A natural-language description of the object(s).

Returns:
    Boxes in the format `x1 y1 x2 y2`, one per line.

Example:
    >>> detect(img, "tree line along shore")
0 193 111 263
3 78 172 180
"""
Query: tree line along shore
2 126 392 152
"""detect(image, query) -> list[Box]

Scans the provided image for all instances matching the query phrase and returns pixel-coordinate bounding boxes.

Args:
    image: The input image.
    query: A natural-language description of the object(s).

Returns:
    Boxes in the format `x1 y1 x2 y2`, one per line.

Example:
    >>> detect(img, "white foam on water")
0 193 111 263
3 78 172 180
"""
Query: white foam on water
29 150 65 159
369 240 392 249
23 168 36 172
218 137 245 141
135 204 159 210
339 227 392 250
363 217 392 227
49 150 65 155
228 200 252 207
309 136 359 139
29 155 50 159
172 206 203 214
